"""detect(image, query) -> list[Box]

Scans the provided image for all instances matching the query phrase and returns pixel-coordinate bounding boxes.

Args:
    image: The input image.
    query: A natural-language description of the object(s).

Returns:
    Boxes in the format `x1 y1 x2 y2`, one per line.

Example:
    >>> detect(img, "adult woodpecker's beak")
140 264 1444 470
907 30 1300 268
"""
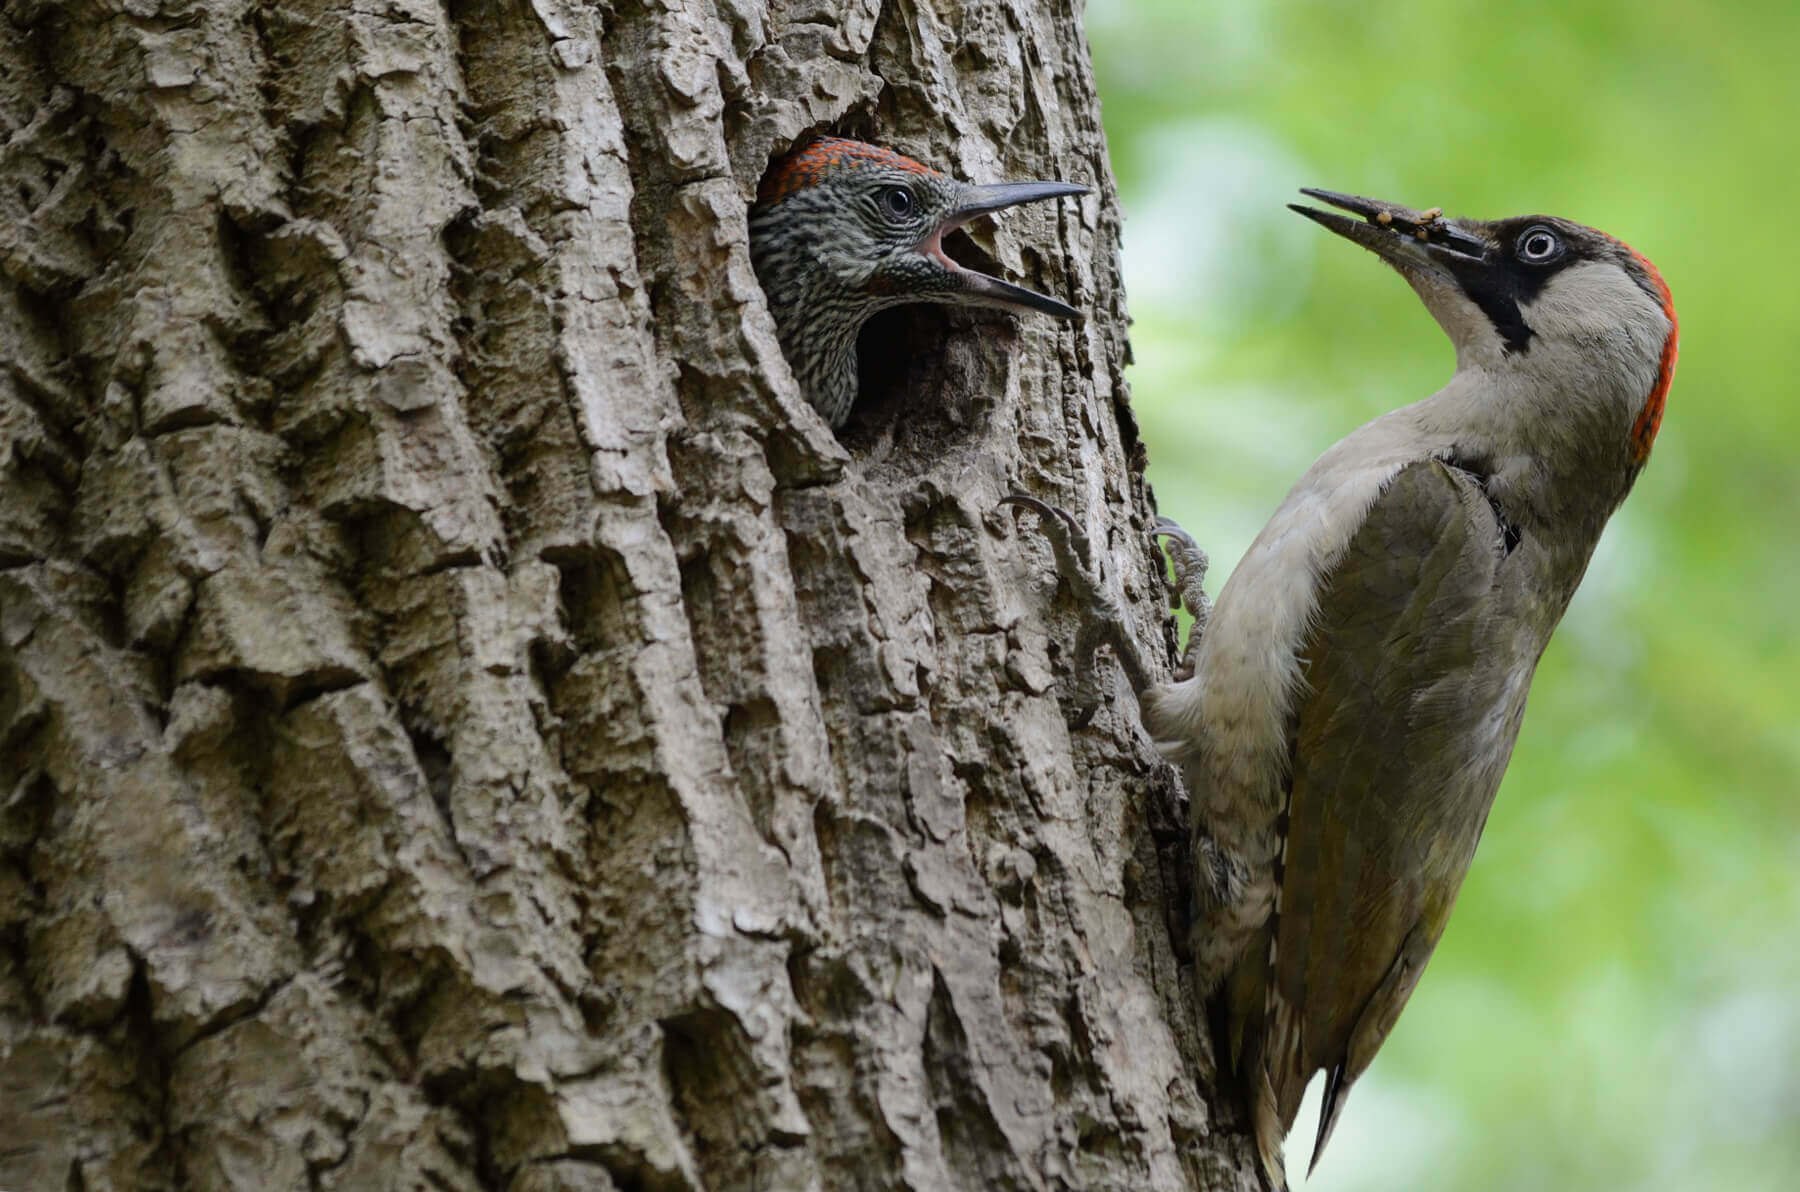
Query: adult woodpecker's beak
920 180 1089 319
1288 188 1490 279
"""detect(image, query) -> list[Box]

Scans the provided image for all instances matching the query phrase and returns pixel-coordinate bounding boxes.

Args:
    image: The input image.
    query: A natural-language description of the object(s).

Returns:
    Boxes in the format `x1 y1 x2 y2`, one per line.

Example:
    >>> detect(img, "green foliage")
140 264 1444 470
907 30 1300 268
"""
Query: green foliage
1088 1 1800 1186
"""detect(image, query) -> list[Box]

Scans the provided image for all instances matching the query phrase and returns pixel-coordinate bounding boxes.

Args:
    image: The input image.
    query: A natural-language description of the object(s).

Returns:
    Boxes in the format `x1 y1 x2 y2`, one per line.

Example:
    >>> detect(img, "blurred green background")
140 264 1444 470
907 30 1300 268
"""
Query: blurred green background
1085 0 1800 1187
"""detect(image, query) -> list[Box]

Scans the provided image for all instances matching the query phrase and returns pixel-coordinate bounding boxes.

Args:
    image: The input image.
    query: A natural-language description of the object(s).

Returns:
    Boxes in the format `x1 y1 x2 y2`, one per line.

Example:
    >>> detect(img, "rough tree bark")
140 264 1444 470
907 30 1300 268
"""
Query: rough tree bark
0 0 1264 1187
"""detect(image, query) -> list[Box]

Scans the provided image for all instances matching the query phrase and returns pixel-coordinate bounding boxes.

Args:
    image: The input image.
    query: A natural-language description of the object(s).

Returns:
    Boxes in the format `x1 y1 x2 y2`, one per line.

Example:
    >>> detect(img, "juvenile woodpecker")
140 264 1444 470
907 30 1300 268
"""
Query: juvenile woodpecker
749 137 1087 427
1011 189 1677 1189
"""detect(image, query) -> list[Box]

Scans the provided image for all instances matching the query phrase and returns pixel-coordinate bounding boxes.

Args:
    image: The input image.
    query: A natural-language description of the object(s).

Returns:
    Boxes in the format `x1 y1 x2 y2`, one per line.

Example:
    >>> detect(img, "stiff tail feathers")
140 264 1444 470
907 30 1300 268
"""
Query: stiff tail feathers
1309 1062 1350 1177
1249 1062 1289 1192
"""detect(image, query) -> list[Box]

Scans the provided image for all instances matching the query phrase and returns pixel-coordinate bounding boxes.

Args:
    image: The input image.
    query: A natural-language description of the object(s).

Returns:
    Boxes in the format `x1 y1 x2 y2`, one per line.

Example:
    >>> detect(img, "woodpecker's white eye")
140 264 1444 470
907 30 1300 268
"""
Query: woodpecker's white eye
1517 226 1563 264
881 187 915 221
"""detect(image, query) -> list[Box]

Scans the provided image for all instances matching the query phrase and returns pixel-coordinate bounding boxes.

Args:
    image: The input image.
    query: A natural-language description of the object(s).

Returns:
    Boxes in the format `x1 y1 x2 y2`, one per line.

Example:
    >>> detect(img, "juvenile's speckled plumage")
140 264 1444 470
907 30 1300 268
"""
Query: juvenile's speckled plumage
748 137 1087 427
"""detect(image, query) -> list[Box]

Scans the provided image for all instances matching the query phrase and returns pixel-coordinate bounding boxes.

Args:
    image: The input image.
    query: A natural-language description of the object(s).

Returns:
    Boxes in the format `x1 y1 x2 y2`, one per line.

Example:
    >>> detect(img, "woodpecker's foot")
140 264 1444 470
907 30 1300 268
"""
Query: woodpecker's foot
1002 494 1156 727
1151 516 1210 681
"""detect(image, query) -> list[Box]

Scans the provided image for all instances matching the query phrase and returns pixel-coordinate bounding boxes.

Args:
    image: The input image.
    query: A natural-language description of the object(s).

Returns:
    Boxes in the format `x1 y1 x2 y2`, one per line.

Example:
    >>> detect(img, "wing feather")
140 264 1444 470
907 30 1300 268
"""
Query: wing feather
1229 458 1532 1184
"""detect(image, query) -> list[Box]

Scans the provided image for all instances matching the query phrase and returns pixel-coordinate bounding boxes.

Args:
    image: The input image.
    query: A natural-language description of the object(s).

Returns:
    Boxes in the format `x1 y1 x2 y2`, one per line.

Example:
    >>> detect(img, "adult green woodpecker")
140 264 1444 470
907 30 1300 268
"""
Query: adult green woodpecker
748 137 1087 427
1012 189 1677 1189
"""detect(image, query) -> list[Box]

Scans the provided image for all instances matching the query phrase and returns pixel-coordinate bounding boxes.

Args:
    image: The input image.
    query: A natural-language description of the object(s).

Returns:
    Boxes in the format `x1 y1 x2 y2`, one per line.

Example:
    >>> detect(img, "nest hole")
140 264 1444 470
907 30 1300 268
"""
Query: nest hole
845 229 1013 439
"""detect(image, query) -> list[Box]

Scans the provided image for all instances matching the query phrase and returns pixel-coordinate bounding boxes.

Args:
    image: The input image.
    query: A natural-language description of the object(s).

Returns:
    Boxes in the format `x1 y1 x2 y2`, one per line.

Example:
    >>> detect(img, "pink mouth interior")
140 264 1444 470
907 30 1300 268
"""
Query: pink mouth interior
918 217 977 272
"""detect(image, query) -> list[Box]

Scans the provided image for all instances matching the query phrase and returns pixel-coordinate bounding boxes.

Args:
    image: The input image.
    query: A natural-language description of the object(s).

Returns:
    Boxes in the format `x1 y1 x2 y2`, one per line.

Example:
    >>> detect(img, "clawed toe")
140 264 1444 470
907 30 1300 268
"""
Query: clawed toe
999 494 1089 571
1150 515 1197 549
1001 493 1080 536
1151 516 1211 677
1003 493 1153 721
1003 496 1218 711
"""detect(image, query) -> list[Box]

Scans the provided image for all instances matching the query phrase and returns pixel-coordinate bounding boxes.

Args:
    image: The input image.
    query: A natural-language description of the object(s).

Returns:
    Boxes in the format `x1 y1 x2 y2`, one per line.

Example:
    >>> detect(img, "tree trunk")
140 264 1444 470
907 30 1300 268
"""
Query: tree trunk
0 0 1261 1187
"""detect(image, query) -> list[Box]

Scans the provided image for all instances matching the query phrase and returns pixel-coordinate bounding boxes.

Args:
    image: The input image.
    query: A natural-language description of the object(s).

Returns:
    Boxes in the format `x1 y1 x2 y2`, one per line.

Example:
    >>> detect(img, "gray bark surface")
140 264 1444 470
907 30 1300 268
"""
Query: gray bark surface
0 0 1261 1186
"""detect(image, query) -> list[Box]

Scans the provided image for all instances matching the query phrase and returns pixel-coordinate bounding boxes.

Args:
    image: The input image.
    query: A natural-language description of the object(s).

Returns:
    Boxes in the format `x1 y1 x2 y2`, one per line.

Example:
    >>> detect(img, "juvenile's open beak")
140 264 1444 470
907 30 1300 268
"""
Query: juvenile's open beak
1289 188 1489 278
920 180 1089 319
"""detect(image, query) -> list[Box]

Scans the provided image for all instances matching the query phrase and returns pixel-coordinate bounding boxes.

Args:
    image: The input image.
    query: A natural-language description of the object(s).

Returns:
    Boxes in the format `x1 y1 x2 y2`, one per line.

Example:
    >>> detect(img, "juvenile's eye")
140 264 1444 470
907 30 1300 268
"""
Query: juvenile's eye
881 187 915 221
1517 226 1563 264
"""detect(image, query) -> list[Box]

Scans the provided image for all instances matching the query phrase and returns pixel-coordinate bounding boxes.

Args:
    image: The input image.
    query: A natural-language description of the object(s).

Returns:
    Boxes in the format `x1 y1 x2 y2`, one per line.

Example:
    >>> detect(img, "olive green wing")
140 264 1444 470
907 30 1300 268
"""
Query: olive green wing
1229 458 1528 1185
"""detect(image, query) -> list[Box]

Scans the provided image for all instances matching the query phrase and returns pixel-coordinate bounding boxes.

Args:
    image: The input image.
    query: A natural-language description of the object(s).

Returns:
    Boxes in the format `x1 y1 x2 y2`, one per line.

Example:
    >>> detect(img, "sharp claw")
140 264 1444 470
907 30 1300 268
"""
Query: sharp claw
1147 514 1211 677
1002 491 1156 716
1150 516 1199 549
999 493 1052 515
1001 493 1080 537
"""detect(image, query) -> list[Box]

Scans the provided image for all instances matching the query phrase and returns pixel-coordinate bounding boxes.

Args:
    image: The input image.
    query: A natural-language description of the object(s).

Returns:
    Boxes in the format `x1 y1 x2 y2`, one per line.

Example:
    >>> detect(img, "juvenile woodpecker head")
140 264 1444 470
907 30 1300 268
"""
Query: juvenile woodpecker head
1292 188 1678 469
749 137 1087 428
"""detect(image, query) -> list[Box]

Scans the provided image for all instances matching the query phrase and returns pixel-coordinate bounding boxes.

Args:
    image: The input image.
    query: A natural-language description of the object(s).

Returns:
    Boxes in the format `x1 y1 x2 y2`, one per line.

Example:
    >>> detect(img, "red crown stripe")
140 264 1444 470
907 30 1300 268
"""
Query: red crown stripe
757 137 942 205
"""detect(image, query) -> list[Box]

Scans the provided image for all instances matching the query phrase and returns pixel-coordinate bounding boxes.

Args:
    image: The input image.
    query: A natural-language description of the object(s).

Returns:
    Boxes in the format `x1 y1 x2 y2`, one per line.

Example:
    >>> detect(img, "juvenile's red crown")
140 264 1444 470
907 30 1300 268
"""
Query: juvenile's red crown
757 137 942 206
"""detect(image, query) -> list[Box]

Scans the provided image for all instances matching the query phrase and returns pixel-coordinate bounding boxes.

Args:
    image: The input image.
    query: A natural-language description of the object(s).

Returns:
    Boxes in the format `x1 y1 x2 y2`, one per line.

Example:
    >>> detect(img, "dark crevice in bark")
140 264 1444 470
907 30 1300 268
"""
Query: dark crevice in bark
121 956 181 1187
922 968 1030 1186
